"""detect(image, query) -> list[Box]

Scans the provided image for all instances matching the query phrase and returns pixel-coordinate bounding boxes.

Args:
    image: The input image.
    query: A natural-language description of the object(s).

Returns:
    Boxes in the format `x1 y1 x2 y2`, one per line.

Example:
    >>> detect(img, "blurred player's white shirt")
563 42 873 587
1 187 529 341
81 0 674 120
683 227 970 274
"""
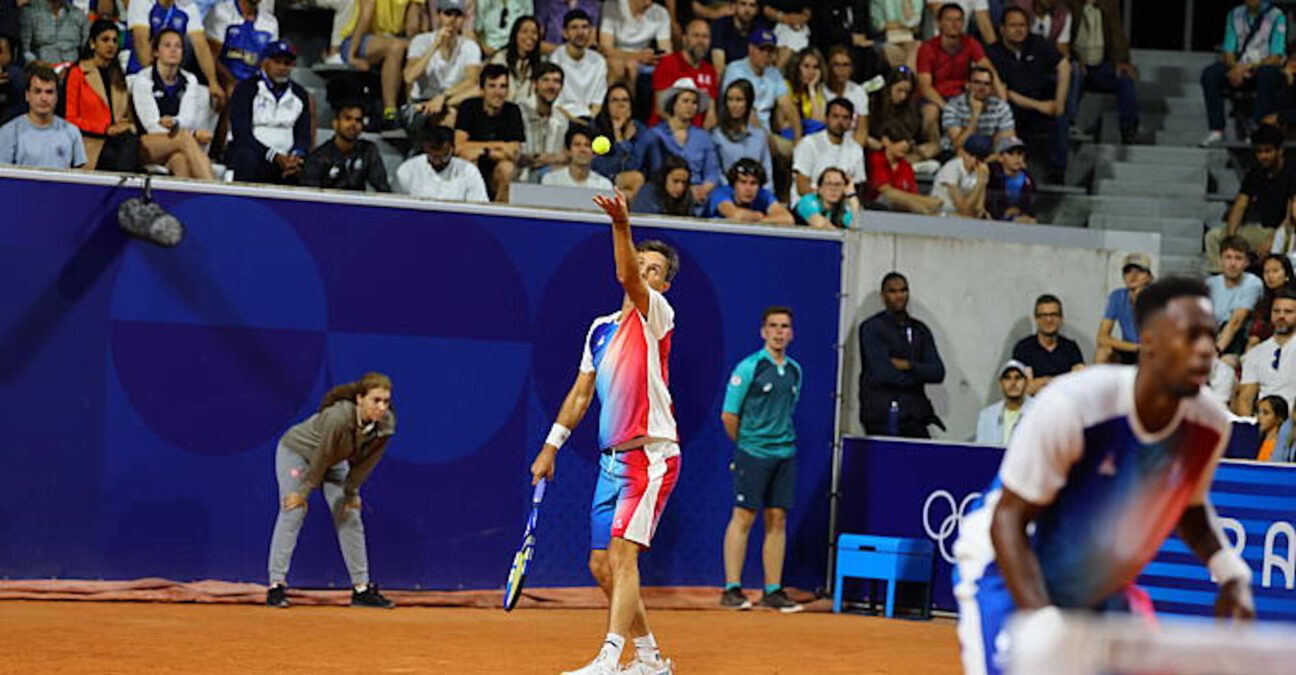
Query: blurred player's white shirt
953 365 1231 609
396 155 489 202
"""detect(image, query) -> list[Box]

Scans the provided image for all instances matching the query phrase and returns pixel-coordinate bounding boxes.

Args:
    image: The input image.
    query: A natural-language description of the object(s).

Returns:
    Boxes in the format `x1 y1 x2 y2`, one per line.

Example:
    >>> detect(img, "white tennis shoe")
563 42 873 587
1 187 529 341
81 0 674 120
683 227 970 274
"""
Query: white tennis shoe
560 659 620 675
621 657 674 674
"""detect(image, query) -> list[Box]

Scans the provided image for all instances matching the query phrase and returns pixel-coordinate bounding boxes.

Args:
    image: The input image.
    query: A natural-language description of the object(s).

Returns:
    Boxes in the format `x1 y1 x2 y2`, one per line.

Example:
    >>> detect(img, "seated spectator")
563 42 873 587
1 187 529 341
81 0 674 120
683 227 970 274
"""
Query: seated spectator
940 64 1014 153
706 157 793 223
228 40 310 184
536 0 599 51
712 78 773 192
1210 236 1264 357
517 62 567 181
927 0 995 46
204 0 278 106
65 19 137 172
549 9 608 118
1247 253 1294 350
1200 0 1286 146
0 63 86 168
974 359 1031 445
636 76 720 207
872 0 924 71
473 0 531 58
720 27 795 169
630 153 695 215
337 0 421 129
709 0 769 73
811 0 882 82
302 102 392 191
783 46 826 139
1256 394 1288 460
989 6 1069 182
762 0 810 69
867 66 941 169
125 0 222 110
455 62 525 201
1069 0 1140 144
865 121 943 214
917 3 1001 136
590 82 646 195
0 35 22 123
791 97 865 203
131 28 215 179
985 136 1036 222
821 45 870 145
397 122 490 200
1265 195 1296 264
1095 252 1152 364
649 18 716 127
20 0 87 65
487 15 541 108
794 166 858 228
1206 125 1294 272
1012 293 1083 395
1234 288 1296 415
598 0 670 86
541 124 612 188
930 132 990 218
403 0 482 127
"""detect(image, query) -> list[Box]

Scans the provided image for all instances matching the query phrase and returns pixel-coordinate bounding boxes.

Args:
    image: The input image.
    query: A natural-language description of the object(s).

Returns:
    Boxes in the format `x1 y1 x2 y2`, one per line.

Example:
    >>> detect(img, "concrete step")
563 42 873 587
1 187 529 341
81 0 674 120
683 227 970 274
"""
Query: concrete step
1131 49 1218 72
1088 195 1213 219
1137 82 1201 101
1152 129 1215 146
1087 214 1203 240
1094 143 1211 165
1099 161 1208 185
1160 253 1207 277
1154 96 1206 115
1095 179 1208 199
1162 233 1204 257
1156 114 1212 134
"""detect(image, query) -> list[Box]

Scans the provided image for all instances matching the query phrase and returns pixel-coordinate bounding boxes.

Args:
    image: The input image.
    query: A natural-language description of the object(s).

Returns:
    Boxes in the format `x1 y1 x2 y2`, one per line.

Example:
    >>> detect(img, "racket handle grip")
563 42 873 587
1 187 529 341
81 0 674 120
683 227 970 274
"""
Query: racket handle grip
533 478 547 502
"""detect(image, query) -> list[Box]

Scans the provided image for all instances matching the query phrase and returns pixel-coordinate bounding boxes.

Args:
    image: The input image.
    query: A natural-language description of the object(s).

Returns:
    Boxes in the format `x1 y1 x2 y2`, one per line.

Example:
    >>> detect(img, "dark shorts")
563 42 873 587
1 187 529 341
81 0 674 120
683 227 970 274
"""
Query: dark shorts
732 449 796 511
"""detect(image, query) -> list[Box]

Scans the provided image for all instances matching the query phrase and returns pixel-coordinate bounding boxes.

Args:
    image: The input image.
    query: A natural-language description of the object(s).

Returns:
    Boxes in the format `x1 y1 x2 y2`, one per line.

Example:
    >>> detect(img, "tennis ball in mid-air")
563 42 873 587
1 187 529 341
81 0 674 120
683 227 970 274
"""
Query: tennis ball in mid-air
592 135 612 155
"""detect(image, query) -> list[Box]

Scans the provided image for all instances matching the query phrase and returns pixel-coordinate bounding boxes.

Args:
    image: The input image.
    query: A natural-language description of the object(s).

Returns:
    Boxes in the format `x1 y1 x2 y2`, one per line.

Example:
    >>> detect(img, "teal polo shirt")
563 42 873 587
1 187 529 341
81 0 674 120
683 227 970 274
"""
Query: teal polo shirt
722 348 802 459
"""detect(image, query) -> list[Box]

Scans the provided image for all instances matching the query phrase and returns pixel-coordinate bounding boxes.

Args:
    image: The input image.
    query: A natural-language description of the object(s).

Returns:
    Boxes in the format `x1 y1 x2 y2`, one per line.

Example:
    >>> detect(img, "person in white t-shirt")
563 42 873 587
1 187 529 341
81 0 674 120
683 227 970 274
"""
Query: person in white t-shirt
396 123 490 201
790 97 866 203
930 131 990 217
549 8 608 118
402 0 482 125
1234 290 1296 416
542 125 615 189
598 0 670 86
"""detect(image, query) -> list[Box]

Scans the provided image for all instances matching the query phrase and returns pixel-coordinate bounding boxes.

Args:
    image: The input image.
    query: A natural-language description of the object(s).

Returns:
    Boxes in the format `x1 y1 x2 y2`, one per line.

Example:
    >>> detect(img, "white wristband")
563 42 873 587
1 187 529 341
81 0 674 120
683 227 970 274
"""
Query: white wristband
1208 548 1252 585
545 423 571 450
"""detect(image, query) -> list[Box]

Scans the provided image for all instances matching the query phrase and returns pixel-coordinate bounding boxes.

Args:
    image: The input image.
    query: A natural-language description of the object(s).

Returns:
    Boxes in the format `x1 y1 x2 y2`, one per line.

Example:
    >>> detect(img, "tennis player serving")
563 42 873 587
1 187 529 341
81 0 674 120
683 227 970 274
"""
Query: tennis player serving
530 190 681 675
952 278 1255 674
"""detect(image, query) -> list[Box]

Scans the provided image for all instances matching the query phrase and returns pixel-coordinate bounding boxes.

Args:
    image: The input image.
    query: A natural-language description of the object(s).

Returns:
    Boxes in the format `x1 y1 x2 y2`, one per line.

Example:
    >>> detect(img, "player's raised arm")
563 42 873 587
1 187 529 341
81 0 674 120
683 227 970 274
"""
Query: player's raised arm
594 189 651 316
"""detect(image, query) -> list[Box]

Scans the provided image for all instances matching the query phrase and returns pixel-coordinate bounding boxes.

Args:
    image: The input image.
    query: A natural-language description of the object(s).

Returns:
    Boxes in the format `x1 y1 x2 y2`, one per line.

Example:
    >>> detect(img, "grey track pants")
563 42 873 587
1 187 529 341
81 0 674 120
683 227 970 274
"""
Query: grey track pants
267 443 370 586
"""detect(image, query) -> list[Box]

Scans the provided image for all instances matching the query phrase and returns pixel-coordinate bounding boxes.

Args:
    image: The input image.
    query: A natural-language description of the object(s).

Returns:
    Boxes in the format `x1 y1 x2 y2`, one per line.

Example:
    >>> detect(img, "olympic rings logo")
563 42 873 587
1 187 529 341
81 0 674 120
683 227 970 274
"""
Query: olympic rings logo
923 489 982 564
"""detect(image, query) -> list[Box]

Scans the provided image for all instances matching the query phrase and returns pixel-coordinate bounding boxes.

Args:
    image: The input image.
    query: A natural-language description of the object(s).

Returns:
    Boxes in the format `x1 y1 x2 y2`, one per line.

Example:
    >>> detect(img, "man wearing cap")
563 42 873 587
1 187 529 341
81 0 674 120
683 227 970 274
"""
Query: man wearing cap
988 5 1070 183
1096 253 1153 365
706 157 793 224
1012 294 1084 396
720 27 796 168
974 360 1032 445
985 136 1036 222
228 40 311 184
650 19 717 127
709 0 770 74
930 132 990 218
940 64 1014 154
791 97 866 203
549 9 608 119
637 76 721 205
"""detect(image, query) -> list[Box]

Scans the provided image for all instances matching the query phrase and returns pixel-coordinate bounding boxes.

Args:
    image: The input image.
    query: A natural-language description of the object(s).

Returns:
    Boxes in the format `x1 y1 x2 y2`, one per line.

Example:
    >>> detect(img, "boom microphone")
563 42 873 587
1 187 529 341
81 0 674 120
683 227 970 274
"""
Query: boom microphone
117 175 185 247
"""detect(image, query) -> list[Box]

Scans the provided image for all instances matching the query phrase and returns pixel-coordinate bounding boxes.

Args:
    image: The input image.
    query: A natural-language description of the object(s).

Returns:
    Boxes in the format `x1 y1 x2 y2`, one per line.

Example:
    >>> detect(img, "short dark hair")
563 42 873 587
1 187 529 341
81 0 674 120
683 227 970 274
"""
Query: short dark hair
727 157 767 186
1252 123 1285 148
422 123 455 148
151 26 184 51
969 65 993 80
479 62 510 88
1273 286 1296 304
564 124 593 149
881 271 907 290
1035 294 1062 314
879 120 912 142
1000 5 1029 24
334 100 366 118
937 2 964 19
637 239 680 282
24 63 57 90
826 96 854 117
532 61 564 83
562 8 591 28
762 305 793 324
1220 235 1251 257
1134 277 1210 330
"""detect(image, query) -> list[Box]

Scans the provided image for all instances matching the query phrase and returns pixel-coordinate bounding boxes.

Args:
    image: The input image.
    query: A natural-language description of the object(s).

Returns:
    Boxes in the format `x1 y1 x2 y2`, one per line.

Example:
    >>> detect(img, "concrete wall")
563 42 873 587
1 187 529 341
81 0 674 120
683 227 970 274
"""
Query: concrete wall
838 212 1162 442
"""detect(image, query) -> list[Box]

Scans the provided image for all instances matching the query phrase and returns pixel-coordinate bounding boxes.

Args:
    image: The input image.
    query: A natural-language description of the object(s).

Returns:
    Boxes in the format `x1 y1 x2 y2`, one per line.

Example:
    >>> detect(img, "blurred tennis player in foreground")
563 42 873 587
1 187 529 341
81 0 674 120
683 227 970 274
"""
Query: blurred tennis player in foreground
530 189 681 675
952 277 1255 674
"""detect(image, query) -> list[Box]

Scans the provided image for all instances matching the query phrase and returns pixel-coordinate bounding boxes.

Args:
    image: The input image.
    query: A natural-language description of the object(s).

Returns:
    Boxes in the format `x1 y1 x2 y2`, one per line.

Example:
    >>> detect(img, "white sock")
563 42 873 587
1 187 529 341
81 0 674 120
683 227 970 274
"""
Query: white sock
634 634 660 663
597 633 625 665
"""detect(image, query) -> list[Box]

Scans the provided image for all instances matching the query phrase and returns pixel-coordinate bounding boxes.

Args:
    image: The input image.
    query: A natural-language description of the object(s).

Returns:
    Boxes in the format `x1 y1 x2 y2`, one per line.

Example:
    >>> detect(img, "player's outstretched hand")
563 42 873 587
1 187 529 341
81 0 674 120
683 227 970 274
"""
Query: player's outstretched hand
531 447 557 485
1215 578 1256 621
593 189 630 224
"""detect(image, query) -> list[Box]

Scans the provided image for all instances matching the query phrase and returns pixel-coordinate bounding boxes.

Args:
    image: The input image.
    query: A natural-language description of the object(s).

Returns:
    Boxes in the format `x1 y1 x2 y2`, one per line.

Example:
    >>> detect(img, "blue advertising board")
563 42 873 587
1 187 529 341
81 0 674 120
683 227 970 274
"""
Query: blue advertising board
838 435 1296 620
0 170 842 592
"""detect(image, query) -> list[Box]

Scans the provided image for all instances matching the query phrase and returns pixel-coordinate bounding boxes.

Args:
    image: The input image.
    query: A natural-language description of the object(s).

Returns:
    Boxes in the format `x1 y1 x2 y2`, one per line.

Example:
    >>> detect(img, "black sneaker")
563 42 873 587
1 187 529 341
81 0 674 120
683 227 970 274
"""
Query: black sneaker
351 584 395 608
759 588 804 613
266 584 289 608
720 587 752 610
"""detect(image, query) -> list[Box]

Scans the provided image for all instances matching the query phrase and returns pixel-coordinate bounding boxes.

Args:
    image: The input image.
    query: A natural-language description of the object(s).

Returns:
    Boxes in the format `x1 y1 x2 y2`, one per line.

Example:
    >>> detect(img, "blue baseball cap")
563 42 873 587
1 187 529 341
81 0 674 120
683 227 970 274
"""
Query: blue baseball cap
262 39 297 61
963 134 992 160
749 27 776 47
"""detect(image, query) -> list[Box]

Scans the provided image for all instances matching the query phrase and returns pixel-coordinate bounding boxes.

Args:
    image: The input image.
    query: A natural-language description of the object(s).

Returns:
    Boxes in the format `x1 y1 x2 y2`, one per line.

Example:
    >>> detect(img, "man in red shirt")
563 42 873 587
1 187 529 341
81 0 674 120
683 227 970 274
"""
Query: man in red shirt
649 19 718 127
866 121 944 214
916 3 1002 133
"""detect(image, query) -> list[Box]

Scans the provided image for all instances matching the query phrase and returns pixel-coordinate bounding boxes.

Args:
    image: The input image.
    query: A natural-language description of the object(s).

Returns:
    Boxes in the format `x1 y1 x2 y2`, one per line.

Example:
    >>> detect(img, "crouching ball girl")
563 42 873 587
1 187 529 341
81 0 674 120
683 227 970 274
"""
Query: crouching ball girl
266 372 396 608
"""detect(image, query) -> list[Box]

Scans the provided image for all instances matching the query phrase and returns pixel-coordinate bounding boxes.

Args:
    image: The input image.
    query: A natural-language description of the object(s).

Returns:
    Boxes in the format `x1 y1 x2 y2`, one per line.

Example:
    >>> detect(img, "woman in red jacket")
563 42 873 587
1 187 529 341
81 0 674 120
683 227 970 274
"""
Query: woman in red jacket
64 19 137 171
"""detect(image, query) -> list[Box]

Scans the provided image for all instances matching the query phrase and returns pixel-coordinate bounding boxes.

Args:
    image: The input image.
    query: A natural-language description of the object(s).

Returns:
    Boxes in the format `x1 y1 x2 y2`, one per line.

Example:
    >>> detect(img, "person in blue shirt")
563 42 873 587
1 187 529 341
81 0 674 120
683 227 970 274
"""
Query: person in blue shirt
706 157 793 224
1096 252 1153 364
635 75 721 208
720 306 805 613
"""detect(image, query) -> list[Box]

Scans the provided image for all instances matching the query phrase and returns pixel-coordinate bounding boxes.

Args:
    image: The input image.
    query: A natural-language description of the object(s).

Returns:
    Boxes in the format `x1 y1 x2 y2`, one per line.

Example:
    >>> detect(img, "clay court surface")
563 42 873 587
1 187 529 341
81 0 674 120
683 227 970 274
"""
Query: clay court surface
2 600 960 673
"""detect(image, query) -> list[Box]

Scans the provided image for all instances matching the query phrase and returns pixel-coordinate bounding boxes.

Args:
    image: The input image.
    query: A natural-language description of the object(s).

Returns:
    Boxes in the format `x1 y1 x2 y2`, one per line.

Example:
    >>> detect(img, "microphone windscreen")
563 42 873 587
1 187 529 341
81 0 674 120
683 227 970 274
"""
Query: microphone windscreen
117 198 185 247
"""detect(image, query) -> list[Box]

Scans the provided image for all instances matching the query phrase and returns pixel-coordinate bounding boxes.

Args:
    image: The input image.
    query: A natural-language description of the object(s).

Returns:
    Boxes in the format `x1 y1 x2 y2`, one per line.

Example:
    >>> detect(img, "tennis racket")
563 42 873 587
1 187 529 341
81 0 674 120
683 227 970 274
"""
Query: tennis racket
502 478 546 611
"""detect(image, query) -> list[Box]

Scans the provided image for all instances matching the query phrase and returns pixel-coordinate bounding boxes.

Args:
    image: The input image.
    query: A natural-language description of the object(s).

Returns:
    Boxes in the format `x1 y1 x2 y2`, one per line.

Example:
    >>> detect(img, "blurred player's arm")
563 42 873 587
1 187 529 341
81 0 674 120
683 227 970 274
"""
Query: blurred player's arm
1178 429 1255 619
990 487 1052 609
530 371 597 484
